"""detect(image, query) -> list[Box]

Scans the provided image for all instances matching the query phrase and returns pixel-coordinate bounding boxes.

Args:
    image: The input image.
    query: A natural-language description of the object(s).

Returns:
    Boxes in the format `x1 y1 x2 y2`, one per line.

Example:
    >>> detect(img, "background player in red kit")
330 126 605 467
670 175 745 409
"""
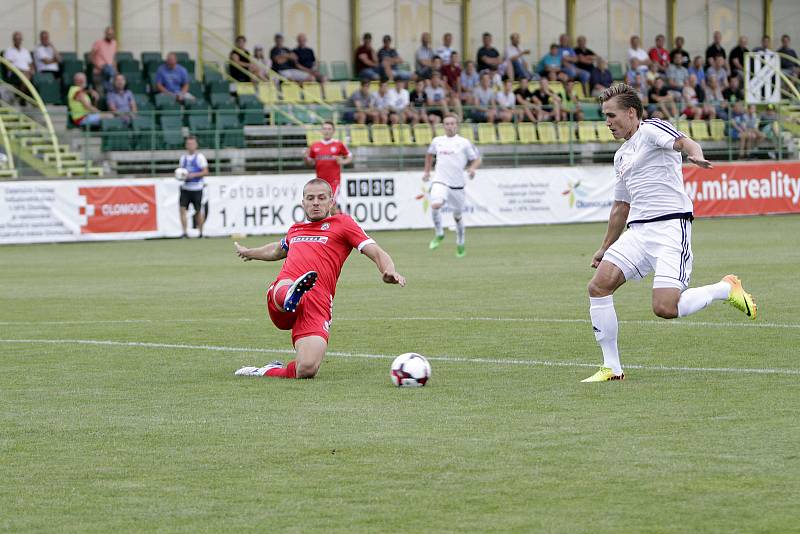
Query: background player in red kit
303 121 352 212
233 178 405 379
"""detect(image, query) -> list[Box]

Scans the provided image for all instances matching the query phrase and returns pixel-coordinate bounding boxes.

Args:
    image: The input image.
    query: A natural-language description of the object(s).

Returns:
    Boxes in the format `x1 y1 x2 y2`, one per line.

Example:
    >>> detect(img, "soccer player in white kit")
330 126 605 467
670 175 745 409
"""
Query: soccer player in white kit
422 114 482 257
583 84 757 382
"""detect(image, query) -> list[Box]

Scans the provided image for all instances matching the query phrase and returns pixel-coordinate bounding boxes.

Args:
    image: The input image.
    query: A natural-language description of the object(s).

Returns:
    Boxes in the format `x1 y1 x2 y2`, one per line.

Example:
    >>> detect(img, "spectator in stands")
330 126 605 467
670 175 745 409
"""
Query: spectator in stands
344 79 378 124
387 79 416 125
682 74 715 120
514 77 537 122
729 36 748 78
759 104 779 141
705 74 724 108
626 59 648 93
573 35 596 85
441 51 461 91
458 60 479 104
722 74 744 103
538 43 564 81
435 32 455 65
562 79 584 121
409 79 429 124
532 78 564 122
688 55 706 86
90 26 117 94
627 35 651 72
372 80 392 124
354 33 380 80
706 56 729 90
271 33 313 82
495 78 516 122
34 31 60 79
471 72 497 122
777 34 799 76
67 72 110 127
3 32 34 101
732 103 763 158
647 77 678 119
670 36 690 68
705 31 726 67
378 35 412 81
424 71 449 123
228 35 252 82
648 34 670 73
293 33 326 82
250 45 272 81
415 32 435 79
506 32 533 80
156 52 195 104
557 34 588 86
476 32 503 74
666 53 689 93
752 35 772 53
177 135 208 238
106 73 137 125
589 57 613 96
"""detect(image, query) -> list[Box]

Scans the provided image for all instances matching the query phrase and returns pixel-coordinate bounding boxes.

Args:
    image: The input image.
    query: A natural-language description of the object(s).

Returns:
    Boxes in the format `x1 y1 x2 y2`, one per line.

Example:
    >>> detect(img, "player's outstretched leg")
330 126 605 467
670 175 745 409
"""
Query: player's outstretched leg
279 271 318 313
454 211 465 258
583 261 626 382
234 336 328 379
235 361 285 376
676 274 757 320
429 203 445 250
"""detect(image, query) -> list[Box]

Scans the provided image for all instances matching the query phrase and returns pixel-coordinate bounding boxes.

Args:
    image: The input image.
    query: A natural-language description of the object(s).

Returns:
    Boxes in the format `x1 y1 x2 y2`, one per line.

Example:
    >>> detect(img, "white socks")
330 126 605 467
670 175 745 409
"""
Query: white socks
677 281 731 317
454 215 465 246
589 295 622 376
432 208 443 237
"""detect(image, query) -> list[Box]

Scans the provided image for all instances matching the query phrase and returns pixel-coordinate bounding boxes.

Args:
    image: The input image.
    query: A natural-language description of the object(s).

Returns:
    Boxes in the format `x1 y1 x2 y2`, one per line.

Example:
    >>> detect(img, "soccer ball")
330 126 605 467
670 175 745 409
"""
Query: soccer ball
390 353 431 387
174 167 189 180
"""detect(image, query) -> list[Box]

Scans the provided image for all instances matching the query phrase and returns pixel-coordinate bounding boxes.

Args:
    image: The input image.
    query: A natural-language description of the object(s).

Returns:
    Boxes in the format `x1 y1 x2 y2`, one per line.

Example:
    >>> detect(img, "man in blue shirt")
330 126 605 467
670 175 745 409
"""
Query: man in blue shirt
293 33 325 82
156 52 195 103
105 73 138 124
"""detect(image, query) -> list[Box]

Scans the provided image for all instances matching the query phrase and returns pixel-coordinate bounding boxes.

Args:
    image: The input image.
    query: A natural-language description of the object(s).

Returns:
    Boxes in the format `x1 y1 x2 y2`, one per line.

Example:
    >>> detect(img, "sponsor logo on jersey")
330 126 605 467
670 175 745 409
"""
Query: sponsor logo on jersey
290 235 329 244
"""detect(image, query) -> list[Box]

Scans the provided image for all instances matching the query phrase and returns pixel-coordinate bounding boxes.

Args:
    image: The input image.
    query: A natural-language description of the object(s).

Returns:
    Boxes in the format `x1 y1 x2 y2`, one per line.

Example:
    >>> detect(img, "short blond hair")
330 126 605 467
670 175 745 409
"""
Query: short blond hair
598 83 643 119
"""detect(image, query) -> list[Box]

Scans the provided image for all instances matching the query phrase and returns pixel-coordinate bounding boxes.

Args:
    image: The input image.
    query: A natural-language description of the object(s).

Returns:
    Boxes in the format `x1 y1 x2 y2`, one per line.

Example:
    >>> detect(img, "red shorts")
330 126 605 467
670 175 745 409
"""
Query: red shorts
266 280 332 346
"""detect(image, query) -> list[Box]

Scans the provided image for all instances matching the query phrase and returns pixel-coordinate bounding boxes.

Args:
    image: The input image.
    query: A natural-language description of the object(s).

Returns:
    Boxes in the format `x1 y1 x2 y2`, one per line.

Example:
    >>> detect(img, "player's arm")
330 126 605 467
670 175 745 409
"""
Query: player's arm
234 240 287 262
591 200 630 268
337 148 353 167
361 243 406 286
188 165 209 179
303 147 315 167
673 136 712 168
466 156 481 178
422 152 434 181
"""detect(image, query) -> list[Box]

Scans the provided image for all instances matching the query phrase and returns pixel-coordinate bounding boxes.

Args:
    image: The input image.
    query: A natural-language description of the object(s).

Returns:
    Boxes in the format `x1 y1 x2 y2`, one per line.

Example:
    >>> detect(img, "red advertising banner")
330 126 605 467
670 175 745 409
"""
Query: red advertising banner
684 161 800 217
78 185 158 233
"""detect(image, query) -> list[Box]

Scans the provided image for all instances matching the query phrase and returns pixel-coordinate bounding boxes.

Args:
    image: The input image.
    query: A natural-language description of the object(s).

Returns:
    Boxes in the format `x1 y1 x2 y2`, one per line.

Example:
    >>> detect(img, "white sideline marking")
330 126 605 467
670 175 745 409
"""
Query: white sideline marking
1 316 799 330
2 338 799 376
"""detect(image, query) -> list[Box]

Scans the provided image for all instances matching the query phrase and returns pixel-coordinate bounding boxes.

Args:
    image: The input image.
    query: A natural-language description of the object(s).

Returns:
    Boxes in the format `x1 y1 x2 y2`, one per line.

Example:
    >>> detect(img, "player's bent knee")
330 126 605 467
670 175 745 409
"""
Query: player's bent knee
587 278 613 298
295 361 320 378
652 301 678 319
431 201 443 210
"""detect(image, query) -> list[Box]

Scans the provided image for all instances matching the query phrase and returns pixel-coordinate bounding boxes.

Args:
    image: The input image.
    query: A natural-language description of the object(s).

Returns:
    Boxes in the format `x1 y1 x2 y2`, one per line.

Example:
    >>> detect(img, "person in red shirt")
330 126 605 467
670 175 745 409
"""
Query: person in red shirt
648 34 670 73
304 120 352 212
233 178 405 379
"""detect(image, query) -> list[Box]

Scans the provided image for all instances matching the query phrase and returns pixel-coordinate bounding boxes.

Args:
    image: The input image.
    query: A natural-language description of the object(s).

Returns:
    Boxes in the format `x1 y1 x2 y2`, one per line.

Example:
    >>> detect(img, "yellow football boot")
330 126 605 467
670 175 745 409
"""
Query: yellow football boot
581 367 625 382
722 274 757 320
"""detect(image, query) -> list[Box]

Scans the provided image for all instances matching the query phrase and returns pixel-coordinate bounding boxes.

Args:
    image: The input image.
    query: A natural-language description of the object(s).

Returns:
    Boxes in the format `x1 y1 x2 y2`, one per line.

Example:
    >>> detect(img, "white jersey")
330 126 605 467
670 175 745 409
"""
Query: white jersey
179 152 209 191
427 134 479 188
613 118 693 223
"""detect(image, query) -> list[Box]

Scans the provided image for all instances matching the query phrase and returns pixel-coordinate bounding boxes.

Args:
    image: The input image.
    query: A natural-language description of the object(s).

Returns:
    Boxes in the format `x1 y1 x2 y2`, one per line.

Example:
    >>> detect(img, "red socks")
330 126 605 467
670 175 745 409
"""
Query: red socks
265 360 297 378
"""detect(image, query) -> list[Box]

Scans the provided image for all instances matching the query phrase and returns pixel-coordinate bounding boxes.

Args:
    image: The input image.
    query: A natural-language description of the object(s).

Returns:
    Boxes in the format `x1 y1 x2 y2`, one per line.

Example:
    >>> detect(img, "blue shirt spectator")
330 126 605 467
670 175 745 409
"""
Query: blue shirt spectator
155 52 194 103
106 74 136 116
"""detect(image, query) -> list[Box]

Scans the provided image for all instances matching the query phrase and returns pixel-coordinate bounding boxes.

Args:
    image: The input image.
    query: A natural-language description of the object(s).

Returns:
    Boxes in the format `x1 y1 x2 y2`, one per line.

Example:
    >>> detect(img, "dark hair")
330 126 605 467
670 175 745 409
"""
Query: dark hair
236 35 246 41
322 120 335 129
482 32 491 38
598 83 643 119
363 32 372 40
185 135 198 145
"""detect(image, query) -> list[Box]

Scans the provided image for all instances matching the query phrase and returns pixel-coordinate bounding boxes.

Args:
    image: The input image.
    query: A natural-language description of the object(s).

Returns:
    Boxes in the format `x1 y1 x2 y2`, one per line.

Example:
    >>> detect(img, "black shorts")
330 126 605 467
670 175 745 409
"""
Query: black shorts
180 188 203 211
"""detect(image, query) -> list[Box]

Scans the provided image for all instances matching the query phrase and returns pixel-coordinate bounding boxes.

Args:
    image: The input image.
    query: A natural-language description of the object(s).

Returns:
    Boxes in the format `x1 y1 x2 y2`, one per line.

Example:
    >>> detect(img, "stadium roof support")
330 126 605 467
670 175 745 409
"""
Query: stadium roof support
462 0 470 64
566 0 575 42
763 0 772 41
350 0 360 54
666 0 676 46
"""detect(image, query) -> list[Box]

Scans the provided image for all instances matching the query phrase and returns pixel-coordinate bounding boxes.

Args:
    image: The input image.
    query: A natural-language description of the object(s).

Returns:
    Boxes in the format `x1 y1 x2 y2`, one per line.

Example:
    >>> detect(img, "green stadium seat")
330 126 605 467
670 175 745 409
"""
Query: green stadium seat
125 77 147 95
144 59 161 78
317 61 330 80
477 123 498 144
101 118 131 151
581 103 603 121
371 124 392 146
61 58 84 87
32 73 61 104
115 51 134 62
60 51 78 61
517 122 537 143
159 115 184 149
203 66 223 83
578 121 599 142
209 92 234 107
206 79 230 96
497 123 517 144
413 123 432 145
349 124 371 146
537 122 557 143
690 120 711 141
240 99 265 125
608 61 624 80
154 92 177 108
188 80 204 100
172 51 190 63
187 109 214 148
330 61 350 81
118 58 140 74
709 118 726 140
393 124 414 145
179 60 196 79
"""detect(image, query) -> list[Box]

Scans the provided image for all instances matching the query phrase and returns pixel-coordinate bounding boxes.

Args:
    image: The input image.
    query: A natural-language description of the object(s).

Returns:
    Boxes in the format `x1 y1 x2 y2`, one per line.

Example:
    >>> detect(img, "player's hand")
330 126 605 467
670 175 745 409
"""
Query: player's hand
382 271 406 287
335 156 345 165
234 241 252 261
421 172 430 182
590 248 606 269
688 156 713 168
467 169 476 179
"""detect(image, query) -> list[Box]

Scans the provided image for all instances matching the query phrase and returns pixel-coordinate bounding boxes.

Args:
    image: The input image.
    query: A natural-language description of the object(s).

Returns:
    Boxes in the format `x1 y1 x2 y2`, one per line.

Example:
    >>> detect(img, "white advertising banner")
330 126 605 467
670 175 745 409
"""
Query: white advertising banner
0 166 616 244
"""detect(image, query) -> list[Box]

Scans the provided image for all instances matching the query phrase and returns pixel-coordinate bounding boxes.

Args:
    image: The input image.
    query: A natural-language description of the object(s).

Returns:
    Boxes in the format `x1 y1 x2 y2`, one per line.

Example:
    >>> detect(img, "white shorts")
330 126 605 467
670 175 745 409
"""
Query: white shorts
429 182 466 212
603 218 693 290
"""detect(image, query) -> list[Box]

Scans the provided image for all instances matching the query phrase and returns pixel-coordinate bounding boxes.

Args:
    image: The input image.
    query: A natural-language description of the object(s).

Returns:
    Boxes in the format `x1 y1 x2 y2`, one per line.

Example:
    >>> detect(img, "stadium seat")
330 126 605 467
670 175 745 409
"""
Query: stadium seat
330 61 350 81
159 115 184 149
477 123 498 144
236 82 255 96
258 84 277 105
343 81 360 98
413 123 433 145
322 82 343 103
203 66 223 83
303 82 323 103
179 60 196 79
557 121 577 143
187 109 214 148
596 123 616 142
281 82 302 103
306 127 323 146
371 124 393 146
537 122 557 143
517 122 537 143
117 58 140 76
215 106 245 148
581 103 603 121
497 123 517 144
172 51 191 63
60 58 84 85
709 118 726 140
125 77 147 95
578 121 599 142
115 51 134 62
393 124 414 145
318 61 330 80
209 92 234 107
59 51 78 61
608 61 624 80
32 73 60 104
349 124 371 146
141 51 162 65
101 118 130 152
240 99 265 125
675 119 690 136
188 80 204 100
459 124 475 142
433 124 445 137
155 92 178 108
690 120 711 141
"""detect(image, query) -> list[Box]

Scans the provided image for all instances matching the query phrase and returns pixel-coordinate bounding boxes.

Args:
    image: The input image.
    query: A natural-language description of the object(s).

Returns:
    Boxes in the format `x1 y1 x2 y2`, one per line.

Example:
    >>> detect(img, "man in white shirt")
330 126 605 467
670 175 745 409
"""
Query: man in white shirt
386 79 415 124
422 114 481 257
505 32 533 80
435 33 455 66
4 32 34 99
582 84 757 382
176 136 210 238
627 35 650 72
34 31 61 77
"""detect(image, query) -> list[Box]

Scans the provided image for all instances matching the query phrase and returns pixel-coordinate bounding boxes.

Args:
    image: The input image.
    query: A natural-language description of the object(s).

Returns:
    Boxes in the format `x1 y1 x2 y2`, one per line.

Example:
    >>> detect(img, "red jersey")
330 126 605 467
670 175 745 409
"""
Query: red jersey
308 139 350 188
279 214 373 298
649 47 669 68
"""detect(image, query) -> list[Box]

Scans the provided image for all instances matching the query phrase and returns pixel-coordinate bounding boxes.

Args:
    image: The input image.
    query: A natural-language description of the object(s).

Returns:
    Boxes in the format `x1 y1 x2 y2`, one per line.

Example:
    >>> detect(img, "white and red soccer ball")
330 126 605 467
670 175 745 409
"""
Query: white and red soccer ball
390 353 431 387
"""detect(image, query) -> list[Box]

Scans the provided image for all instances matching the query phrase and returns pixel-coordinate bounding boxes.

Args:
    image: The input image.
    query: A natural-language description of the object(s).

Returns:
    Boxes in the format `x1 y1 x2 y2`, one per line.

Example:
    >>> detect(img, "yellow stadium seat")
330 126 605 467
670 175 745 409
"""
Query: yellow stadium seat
349 124 371 146
413 123 433 145
709 118 725 140
675 119 690 136
578 121 599 142
368 80 380 93
596 123 616 142
258 84 277 104
557 121 577 143
323 82 344 103
497 122 517 144
281 82 302 103
476 123 498 144
371 124 393 146
517 122 537 143
690 120 711 141
303 82 323 103
343 81 360 98
433 124 445 137
393 124 414 145
459 124 476 142
237 82 256 95
305 127 322 146
537 122 557 143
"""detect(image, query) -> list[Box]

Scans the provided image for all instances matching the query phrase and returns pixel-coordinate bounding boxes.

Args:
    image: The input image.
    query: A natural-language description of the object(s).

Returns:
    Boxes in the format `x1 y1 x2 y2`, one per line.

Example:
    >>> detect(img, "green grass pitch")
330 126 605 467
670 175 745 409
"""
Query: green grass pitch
2 215 799 532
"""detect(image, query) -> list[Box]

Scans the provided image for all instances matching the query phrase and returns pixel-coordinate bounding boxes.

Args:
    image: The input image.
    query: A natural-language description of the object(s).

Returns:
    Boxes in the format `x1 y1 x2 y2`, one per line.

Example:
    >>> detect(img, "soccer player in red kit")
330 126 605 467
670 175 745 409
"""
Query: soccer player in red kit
304 121 352 210
233 178 405 379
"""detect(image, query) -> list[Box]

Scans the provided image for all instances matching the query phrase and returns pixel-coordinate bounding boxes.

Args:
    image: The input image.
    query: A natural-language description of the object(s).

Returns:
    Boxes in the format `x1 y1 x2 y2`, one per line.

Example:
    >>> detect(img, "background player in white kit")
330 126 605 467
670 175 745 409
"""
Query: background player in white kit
422 114 481 257
583 84 757 382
